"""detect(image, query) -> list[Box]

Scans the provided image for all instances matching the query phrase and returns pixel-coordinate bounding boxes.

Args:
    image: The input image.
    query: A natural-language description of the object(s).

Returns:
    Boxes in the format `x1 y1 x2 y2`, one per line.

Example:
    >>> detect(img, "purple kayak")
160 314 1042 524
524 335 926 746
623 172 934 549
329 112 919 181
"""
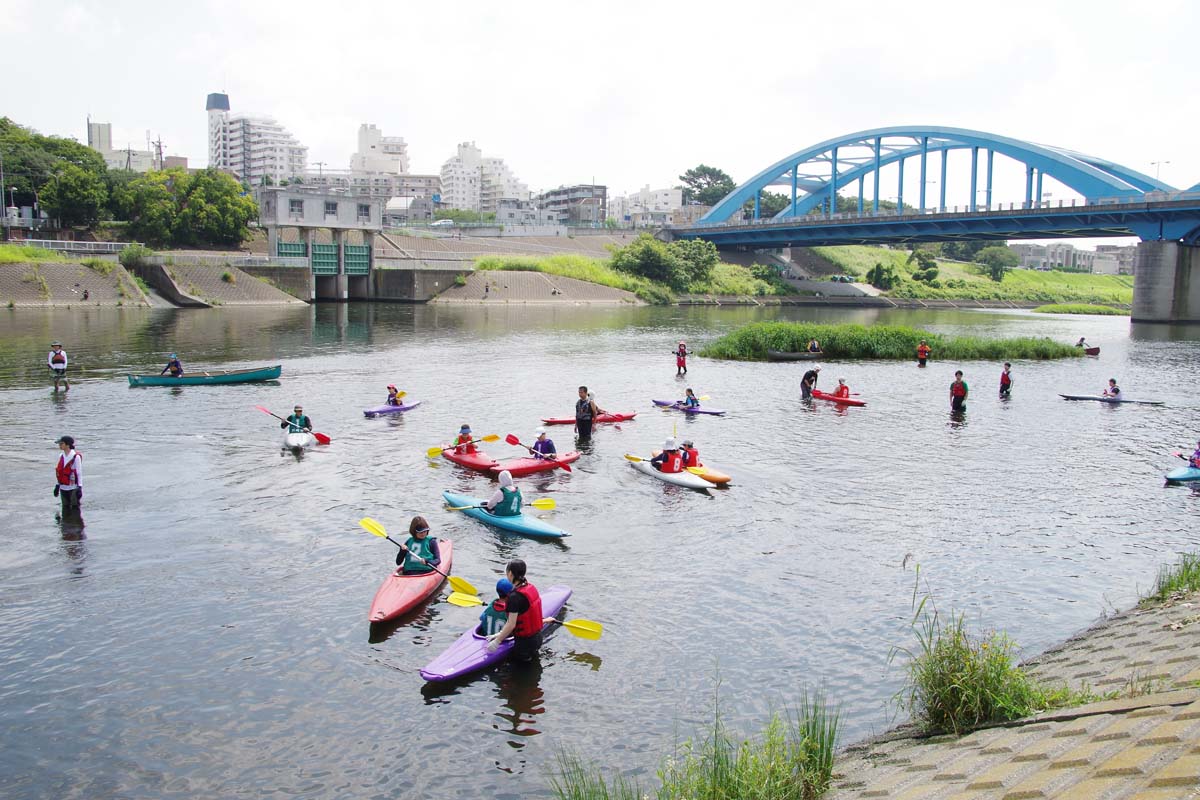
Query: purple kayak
419 585 572 682
363 400 422 418
652 399 726 416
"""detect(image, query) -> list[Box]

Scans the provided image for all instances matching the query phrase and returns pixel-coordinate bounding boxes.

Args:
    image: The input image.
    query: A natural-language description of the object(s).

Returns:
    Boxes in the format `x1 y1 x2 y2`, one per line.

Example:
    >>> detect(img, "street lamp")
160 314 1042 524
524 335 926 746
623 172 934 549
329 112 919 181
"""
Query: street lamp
8 186 16 208
1151 160 1170 180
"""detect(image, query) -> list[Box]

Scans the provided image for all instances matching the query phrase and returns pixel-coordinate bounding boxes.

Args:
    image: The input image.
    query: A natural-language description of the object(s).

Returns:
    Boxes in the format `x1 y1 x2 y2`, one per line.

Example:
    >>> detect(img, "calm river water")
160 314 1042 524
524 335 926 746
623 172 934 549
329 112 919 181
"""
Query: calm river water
1 303 1198 799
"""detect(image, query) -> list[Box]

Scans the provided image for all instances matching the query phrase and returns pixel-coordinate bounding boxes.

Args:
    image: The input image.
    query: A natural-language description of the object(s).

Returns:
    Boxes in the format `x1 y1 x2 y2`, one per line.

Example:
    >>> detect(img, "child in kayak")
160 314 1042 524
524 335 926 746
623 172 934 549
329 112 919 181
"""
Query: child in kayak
478 579 514 636
1103 378 1120 398
1000 363 1013 397
531 427 557 459
682 388 700 408
386 384 401 406
485 470 522 516
161 353 184 377
453 424 477 454
680 439 699 468
917 341 931 367
281 405 313 433
394 515 442 576
651 438 684 473
833 378 850 399
674 341 691 375
950 371 968 411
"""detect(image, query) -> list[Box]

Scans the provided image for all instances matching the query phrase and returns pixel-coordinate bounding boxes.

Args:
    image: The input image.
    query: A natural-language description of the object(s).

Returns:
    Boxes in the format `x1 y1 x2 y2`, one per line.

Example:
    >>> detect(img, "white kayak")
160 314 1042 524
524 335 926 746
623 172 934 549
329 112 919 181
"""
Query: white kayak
628 458 716 490
283 431 315 450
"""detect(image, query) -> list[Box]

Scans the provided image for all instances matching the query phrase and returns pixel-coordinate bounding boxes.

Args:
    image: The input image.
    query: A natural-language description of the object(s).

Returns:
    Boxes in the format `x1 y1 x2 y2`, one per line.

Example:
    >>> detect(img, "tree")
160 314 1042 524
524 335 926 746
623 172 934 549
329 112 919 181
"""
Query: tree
0 116 107 214
907 249 938 271
976 245 1019 282
941 240 991 261
610 233 683 285
670 238 718 286
111 170 178 245
866 262 898 290
172 168 259 246
743 190 789 219
40 164 108 227
679 164 735 206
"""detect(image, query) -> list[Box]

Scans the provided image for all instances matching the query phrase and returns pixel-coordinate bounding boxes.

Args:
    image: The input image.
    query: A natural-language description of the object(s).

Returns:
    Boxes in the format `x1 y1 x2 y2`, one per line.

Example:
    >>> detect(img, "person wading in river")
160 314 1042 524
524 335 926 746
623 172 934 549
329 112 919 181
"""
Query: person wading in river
575 386 605 440
48 341 70 393
801 366 820 399
54 435 83 522
486 559 549 663
950 370 969 412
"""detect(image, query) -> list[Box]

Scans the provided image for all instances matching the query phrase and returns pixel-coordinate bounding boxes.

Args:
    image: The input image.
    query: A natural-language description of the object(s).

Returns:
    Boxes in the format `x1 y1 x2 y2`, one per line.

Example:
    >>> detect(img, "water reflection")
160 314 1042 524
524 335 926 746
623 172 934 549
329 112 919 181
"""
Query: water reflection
492 657 545 743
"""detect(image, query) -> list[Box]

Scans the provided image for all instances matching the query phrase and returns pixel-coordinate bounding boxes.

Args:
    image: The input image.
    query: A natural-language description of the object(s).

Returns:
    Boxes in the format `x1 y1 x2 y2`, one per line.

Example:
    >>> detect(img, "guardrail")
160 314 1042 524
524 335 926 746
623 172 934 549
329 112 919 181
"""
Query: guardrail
15 239 133 254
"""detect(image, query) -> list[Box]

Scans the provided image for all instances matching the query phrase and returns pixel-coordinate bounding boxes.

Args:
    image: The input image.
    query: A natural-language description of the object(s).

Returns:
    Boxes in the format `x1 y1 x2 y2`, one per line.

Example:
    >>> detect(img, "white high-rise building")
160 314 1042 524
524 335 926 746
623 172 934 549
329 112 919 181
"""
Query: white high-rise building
350 124 409 174
206 92 307 186
440 142 528 213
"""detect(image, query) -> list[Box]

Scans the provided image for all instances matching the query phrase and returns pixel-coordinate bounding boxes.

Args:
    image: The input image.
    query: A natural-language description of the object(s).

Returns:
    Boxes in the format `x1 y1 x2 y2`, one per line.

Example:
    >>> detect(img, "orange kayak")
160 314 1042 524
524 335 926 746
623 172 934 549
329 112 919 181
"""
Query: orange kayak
651 450 732 484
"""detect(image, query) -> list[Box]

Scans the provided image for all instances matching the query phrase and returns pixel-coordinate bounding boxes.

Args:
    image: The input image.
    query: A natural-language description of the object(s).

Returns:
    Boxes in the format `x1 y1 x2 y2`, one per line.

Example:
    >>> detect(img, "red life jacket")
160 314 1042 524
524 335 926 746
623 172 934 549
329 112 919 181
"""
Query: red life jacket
454 434 476 454
50 351 66 365
659 450 683 473
683 447 700 466
56 451 81 486
834 385 850 398
1000 371 1011 386
951 381 967 397
512 583 543 638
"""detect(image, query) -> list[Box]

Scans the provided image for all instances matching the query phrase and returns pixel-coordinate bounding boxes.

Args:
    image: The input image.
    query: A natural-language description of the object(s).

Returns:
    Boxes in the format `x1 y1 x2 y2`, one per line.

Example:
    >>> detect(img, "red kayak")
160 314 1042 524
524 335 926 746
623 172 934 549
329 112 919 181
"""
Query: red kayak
541 412 637 425
368 540 454 623
489 451 580 477
441 447 499 472
811 389 867 407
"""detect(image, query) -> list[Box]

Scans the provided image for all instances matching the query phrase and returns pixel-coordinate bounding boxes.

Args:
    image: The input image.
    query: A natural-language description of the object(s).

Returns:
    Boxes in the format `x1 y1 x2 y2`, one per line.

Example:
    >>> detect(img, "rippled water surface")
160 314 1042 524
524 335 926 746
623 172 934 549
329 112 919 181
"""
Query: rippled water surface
1 303 1198 799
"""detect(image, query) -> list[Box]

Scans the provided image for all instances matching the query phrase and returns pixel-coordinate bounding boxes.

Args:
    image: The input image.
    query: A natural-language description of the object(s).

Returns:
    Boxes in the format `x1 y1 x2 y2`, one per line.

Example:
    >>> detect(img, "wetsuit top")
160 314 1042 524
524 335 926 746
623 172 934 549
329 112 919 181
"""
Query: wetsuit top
396 535 440 573
281 414 312 432
950 380 968 398
532 438 556 458
386 391 400 406
683 395 700 408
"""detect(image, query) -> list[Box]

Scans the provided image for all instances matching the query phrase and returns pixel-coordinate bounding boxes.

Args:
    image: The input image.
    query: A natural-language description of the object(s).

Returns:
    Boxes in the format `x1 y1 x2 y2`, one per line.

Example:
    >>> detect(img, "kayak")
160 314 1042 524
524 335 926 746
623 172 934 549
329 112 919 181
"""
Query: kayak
652 450 731 484
652 400 726 415
1084 347 1101 356
1059 394 1165 406
767 350 823 361
128 364 282 387
441 447 499 472
541 412 637 425
368 540 454 623
1165 465 1200 484
420 584 572 682
489 451 580 478
628 458 716 490
811 389 867 407
441 490 570 539
363 400 422 418
284 431 315 450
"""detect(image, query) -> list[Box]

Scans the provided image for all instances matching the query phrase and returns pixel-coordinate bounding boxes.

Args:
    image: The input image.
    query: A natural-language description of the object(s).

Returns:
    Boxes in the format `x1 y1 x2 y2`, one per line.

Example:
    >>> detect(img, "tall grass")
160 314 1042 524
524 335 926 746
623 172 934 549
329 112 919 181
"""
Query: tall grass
1142 553 1200 605
1033 303 1127 315
0 244 69 264
551 691 839 800
700 322 1083 361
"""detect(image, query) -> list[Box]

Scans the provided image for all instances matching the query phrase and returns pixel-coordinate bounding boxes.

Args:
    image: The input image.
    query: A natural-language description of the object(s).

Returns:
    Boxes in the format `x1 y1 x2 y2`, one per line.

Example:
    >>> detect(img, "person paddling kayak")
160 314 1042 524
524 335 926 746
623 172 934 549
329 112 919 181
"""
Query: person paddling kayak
1076 337 1089 348
486 559 545 661
281 405 313 433
1188 440 1200 468
833 378 851 399
1000 363 1013 398
160 353 184 378
385 384 401 406
651 438 685 474
801 366 821 399
531 427 556 459
54 435 83 521
48 341 70 393
394 515 442 576
575 386 606 439
1103 378 1120 398
478 579 514 636
453 423 478 454
950 370 969 411
682 388 700 408
674 341 691 376
484 470 522 516
916 340 931 367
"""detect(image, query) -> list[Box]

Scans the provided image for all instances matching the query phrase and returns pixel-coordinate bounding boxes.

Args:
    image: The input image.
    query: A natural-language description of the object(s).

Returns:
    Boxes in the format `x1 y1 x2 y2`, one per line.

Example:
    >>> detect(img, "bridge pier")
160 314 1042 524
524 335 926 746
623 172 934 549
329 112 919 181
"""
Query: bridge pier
1132 241 1200 323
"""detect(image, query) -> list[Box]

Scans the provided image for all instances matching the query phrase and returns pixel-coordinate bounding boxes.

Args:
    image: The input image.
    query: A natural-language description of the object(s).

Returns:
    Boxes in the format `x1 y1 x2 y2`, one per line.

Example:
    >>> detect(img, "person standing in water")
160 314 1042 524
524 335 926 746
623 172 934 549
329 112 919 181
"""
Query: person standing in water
950 370 969 411
999 363 1013 398
674 341 691 376
486 559 545 662
916 340 931 367
54 435 83 521
48 341 70 393
801 365 820 399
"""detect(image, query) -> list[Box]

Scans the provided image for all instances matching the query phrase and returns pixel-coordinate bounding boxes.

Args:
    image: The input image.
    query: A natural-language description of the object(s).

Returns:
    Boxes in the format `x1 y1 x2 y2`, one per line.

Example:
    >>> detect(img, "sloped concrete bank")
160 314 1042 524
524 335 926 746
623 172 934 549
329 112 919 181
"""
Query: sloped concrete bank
0 261 150 307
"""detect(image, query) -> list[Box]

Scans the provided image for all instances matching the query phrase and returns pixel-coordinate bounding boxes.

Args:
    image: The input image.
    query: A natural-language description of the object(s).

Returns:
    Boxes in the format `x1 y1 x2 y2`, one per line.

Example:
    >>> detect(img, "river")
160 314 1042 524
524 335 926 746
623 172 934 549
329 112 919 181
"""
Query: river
1 303 1197 799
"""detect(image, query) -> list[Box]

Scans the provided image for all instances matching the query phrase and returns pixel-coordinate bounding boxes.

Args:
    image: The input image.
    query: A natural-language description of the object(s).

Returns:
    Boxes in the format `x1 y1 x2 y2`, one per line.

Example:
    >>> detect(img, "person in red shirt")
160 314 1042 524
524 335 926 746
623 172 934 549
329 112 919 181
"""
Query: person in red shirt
674 341 691 376
453 424 477 454
999 363 1013 398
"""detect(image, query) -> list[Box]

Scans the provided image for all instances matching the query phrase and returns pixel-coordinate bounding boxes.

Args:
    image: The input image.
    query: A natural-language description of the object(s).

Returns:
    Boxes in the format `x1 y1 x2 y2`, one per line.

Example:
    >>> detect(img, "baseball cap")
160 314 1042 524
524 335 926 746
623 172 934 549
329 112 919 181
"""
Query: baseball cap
496 579 514 596
56 435 75 446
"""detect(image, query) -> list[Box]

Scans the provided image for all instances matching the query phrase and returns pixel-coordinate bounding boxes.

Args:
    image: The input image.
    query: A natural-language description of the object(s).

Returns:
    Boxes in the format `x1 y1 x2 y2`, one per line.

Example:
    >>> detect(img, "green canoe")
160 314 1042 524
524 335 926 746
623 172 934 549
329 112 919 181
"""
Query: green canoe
128 365 282 387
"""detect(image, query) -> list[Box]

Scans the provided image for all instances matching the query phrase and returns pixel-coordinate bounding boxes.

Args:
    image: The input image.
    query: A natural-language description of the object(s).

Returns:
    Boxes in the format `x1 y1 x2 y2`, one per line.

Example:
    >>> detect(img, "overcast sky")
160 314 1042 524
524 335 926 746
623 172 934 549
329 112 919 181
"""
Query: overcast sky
5 0 1198 213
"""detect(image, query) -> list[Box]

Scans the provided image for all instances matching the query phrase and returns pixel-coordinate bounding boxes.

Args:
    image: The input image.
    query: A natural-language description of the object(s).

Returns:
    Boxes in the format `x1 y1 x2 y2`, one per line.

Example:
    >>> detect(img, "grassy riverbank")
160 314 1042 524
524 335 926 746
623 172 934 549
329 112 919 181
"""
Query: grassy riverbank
0 244 70 264
1032 303 1128 315
700 322 1083 361
811 245 1134 305
475 254 791 304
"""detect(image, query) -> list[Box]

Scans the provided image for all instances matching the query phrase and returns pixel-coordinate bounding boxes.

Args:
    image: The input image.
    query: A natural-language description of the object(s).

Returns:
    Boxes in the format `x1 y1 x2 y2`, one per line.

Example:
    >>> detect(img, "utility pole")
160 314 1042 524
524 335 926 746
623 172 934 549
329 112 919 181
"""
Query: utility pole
152 135 165 171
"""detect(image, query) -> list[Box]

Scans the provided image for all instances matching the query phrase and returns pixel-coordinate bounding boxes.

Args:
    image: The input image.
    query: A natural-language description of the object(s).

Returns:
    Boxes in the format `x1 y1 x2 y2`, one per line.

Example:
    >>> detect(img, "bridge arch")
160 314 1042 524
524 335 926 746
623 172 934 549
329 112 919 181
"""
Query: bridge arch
700 126 1176 224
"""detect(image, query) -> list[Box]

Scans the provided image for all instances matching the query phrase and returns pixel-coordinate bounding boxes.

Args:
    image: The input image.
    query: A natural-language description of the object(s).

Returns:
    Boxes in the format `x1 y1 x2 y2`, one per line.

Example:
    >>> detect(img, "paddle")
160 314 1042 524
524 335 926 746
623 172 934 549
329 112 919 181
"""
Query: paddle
357 517 476 595
426 434 501 459
255 405 331 445
445 592 603 640
504 434 572 472
447 497 557 511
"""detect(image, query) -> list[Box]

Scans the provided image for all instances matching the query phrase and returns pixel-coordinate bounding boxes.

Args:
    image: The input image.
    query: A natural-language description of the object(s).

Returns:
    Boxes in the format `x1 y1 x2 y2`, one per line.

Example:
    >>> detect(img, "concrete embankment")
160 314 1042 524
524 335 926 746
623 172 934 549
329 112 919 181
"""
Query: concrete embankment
128 262 307 306
828 593 1200 799
430 271 640 304
0 261 150 307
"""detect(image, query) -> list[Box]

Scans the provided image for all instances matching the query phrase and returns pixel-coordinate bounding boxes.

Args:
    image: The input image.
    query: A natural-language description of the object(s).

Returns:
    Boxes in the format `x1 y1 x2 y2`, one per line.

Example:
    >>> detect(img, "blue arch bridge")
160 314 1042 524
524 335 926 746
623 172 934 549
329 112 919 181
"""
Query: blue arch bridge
666 126 1200 323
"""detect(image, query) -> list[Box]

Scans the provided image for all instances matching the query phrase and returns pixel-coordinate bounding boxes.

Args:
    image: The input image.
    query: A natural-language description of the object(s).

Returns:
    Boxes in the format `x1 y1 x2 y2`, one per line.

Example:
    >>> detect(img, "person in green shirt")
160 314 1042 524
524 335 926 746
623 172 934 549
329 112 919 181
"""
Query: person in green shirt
394 515 442 576
280 405 313 433
950 371 969 411
484 470 522 517
477 579 514 636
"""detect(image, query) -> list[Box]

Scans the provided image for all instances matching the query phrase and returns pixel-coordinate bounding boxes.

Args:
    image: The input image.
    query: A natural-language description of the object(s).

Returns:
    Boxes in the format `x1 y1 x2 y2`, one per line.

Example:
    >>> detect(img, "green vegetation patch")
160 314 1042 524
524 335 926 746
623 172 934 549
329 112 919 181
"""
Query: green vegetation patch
700 322 1082 361
1032 303 1127 315
0 244 69 264
81 257 115 276
1141 553 1200 606
475 253 672 304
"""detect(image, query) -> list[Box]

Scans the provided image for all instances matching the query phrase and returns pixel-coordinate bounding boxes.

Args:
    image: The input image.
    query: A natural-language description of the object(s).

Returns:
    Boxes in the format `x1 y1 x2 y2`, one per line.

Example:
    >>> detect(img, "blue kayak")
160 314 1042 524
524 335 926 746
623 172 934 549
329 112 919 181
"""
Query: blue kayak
442 490 570 540
1165 465 1200 484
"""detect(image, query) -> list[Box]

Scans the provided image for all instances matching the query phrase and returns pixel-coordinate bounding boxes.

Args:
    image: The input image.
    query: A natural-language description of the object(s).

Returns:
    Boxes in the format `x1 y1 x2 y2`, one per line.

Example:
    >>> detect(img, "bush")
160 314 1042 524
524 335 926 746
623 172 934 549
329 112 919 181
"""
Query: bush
220 270 236 284
1142 553 1200 606
118 243 155 268
81 257 114 276
453 273 467 286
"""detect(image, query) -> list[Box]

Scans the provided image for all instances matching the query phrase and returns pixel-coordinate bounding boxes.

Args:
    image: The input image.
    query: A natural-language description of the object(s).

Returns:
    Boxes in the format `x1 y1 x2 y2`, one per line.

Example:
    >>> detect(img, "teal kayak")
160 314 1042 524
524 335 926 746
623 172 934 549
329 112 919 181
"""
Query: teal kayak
128 365 282 386
441 490 569 540
1165 465 1200 484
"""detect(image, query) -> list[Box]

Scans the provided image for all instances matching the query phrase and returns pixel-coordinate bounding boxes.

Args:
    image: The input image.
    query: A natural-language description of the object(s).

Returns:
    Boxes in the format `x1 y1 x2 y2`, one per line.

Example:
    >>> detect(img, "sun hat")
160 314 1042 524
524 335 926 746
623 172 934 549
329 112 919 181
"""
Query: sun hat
460 423 471 432
51 341 62 347
535 426 546 435
664 437 677 450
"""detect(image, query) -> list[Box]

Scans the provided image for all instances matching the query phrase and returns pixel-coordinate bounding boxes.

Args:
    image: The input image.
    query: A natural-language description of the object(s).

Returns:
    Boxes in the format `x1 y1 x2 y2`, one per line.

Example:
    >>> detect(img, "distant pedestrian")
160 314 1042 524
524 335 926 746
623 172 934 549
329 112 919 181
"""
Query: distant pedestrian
54 435 83 521
999 363 1013 398
950 370 969 411
47 341 70 393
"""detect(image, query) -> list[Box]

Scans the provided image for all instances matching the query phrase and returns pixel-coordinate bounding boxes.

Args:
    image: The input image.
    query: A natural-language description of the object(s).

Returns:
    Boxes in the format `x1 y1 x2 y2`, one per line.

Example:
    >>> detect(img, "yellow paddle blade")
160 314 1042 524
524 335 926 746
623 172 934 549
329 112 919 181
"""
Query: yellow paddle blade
479 434 500 442
447 575 478 596
447 590 484 607
560 619 603 640
528 498 556 510
623 453 645 463
396 390 406 398
699 395 711 401
359 517 388 538
426 446 447 458
686 467 706 475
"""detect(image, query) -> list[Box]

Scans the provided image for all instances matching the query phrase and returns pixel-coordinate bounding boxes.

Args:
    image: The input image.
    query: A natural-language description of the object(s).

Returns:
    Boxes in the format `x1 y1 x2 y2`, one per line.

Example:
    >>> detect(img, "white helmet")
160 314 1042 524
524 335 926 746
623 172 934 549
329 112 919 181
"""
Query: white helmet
535 426 546 436
664 437 677 450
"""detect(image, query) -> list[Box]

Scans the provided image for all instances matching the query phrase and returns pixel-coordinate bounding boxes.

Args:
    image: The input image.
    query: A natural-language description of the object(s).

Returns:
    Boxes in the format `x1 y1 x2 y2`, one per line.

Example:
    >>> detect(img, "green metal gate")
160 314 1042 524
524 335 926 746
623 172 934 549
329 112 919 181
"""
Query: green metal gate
276 241 308 258
312 244 339 275
343 245 370 275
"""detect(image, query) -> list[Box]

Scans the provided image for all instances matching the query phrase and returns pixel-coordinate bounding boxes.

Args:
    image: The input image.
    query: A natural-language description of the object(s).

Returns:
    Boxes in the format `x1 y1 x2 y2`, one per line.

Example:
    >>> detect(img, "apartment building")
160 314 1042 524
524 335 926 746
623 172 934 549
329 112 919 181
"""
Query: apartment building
534 184 608 226
206 92 307 186
609 184 683 227
86 120 157 172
